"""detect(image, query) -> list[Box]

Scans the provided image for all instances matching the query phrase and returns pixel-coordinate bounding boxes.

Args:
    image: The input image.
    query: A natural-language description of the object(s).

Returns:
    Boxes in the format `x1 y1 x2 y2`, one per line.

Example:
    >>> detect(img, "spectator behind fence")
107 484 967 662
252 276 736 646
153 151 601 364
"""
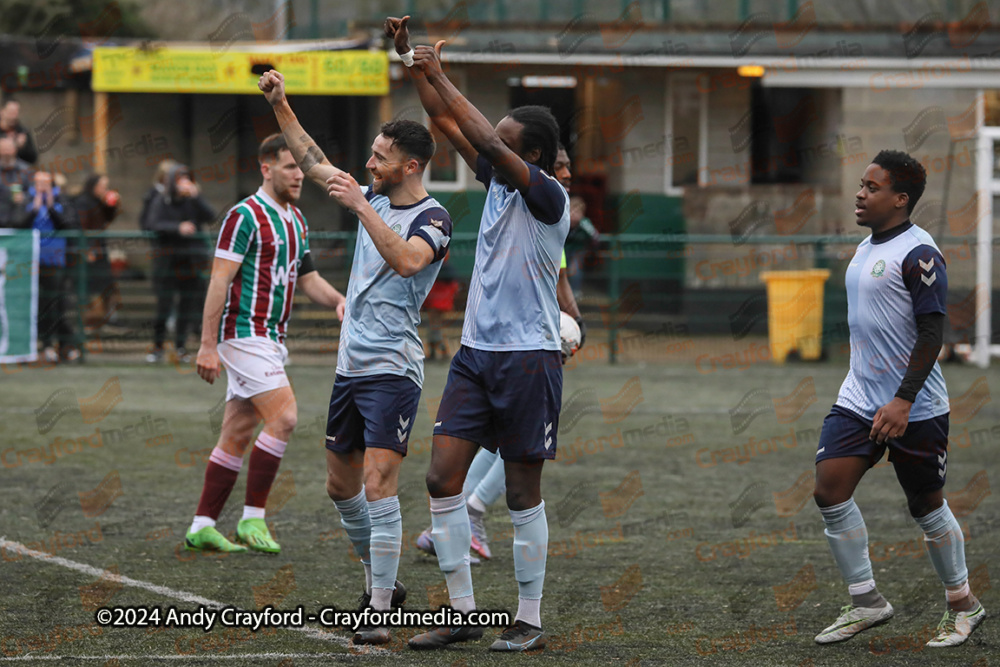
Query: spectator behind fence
143 163 215 363
139 159 177 229
0 100 38 165
565 195 599 298
75 173 122 328
22 170 79 362
0 136 31 227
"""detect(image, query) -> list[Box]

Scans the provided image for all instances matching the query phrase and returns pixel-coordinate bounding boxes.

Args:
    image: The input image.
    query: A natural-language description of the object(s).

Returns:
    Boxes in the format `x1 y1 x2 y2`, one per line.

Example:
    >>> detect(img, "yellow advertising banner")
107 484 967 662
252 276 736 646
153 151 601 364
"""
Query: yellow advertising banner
92 47 388 95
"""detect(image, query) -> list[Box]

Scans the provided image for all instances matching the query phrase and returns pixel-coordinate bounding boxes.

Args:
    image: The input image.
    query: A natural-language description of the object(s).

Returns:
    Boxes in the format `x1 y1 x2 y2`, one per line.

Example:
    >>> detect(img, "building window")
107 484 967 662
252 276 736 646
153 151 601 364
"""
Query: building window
749 86 819 185
423 71 468 191
423 118 469 191
664 73 705 194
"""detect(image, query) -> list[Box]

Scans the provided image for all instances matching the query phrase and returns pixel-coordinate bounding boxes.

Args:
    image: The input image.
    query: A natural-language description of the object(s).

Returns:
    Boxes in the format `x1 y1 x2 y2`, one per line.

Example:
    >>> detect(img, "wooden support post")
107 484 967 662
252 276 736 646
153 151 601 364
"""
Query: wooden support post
93 91 109 174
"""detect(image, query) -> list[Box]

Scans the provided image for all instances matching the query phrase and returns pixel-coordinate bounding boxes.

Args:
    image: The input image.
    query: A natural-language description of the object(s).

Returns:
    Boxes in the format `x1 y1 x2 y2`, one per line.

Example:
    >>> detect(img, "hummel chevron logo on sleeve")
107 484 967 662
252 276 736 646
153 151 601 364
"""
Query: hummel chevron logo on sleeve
919 257 937 285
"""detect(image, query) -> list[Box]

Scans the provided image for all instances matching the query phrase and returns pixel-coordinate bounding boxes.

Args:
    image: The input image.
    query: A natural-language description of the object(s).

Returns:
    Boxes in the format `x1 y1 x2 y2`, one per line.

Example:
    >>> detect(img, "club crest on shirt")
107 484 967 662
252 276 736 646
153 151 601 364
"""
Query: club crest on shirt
870 259 886 278
391 223 403 235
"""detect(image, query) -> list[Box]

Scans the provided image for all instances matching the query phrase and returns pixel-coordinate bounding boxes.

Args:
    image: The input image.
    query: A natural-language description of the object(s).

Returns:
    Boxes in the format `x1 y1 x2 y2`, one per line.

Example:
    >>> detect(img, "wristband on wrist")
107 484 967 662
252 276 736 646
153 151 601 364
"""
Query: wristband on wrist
400 49 415 67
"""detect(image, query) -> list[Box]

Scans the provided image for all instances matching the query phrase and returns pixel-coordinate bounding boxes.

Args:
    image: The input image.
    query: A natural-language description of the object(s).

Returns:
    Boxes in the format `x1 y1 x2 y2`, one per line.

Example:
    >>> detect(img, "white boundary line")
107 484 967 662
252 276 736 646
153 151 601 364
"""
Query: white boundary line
0 653 349 662
0 537 376 658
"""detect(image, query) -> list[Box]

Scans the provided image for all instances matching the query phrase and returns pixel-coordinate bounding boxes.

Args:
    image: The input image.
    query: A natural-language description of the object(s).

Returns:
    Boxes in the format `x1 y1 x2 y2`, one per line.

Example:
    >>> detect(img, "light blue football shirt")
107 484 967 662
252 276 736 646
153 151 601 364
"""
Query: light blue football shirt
837 222 949 421
461 155 570 351
336 187 452 388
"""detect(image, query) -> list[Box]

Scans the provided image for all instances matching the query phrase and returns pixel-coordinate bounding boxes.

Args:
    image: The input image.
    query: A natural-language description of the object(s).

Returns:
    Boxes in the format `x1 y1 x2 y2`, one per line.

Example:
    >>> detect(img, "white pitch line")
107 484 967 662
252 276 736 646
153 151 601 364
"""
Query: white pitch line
0 537 367 654
0 653 348 662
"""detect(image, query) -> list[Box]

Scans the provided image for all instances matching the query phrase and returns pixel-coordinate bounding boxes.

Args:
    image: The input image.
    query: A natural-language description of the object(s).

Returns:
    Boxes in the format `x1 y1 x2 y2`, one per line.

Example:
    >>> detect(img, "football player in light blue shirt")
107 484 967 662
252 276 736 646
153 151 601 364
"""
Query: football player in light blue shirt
260 70 452 645
390 18 568 652
413 143 587 565
811 150 984 647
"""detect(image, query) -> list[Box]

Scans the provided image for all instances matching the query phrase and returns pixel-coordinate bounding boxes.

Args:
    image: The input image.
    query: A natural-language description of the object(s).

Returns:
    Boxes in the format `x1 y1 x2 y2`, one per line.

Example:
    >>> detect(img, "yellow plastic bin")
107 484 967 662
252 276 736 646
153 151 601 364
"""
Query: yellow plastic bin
760 270 831 363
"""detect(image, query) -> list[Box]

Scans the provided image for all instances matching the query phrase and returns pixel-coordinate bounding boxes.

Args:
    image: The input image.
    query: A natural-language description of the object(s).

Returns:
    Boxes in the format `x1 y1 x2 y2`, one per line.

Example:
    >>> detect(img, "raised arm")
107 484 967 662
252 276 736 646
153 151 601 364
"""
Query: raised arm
192 192 217 225
386 17 479 173
258 70 345 190
413 42 533 193
326 171 448 278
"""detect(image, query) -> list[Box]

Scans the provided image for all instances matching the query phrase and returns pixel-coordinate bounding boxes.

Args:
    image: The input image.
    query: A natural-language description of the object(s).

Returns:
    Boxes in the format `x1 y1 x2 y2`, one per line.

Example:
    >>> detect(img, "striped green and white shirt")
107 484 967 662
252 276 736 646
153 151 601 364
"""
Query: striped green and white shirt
214 188 310 344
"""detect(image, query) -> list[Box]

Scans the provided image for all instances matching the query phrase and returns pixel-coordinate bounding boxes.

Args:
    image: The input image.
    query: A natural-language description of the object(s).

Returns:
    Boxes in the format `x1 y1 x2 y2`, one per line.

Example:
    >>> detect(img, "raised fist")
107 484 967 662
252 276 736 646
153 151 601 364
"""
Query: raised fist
258 70 286 106
384 15 412 55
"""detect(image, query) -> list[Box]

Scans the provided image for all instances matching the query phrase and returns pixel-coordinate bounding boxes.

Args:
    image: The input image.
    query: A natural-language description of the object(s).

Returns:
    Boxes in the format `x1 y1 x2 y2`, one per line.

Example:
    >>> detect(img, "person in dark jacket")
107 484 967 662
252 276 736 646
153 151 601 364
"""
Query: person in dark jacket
139 159 176 230
0 136 31 227
565 195 600 298
144 163 215 362
22 170 78 361
75 173 122 327
0 100 39 165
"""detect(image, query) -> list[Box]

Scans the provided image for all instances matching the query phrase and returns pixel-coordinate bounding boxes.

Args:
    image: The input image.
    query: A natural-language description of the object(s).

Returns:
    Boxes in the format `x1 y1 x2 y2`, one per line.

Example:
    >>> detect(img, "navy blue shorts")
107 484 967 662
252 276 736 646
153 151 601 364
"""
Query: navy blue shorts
433 346 563 462
816 405 950 495
325 374 422 456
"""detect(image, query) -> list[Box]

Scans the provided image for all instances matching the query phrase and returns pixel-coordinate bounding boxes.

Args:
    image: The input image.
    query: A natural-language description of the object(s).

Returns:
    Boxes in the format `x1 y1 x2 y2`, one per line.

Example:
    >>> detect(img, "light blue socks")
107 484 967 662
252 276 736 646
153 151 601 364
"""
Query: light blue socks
511 501 548 627
430 493 475 612
916 499 968 589
334 487 372 593
368 496 402 610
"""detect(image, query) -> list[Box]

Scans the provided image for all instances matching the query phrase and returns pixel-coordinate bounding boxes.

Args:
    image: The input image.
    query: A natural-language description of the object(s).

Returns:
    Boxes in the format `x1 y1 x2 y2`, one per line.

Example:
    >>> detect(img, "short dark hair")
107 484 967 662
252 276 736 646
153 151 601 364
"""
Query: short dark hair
508 105 560 175
871 149 926 214
379 120 435 165
258 133 289 163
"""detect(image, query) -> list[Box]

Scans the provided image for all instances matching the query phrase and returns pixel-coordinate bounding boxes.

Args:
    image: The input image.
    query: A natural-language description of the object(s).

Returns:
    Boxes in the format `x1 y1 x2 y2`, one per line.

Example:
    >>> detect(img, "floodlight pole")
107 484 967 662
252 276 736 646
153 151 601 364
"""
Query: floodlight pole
275 0 286 41
974 121 995 369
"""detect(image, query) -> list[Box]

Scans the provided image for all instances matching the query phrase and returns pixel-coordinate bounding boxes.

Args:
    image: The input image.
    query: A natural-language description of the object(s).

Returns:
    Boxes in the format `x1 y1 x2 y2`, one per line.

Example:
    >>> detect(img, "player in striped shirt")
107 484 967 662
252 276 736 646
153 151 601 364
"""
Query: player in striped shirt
186 133 346 555
259 70 453 645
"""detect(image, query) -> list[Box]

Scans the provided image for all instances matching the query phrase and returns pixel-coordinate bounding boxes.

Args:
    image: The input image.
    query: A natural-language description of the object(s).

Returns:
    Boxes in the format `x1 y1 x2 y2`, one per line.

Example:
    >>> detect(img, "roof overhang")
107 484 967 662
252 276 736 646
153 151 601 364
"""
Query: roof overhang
414 52 1000 88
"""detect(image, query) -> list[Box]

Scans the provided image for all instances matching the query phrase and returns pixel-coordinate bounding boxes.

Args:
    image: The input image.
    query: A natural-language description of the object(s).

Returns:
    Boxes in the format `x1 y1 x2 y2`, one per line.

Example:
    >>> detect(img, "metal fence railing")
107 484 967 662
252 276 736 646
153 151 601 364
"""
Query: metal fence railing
9 230 996 365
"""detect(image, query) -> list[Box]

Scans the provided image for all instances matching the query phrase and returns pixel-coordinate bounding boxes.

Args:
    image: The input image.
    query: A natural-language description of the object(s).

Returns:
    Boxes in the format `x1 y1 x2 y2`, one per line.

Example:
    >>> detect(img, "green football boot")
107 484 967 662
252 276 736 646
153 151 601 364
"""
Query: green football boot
236 518 281 553
185 525 248 553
